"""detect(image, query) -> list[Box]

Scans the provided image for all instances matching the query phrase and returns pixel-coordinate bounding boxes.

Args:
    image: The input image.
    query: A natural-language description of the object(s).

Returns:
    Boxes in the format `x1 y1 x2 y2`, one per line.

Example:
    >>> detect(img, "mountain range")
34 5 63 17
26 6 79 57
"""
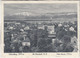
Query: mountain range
4 12 77 22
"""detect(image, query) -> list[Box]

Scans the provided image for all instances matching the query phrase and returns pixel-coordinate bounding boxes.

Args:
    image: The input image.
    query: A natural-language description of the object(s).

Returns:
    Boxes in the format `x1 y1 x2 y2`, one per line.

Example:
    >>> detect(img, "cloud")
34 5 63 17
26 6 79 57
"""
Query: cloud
4 3 77 16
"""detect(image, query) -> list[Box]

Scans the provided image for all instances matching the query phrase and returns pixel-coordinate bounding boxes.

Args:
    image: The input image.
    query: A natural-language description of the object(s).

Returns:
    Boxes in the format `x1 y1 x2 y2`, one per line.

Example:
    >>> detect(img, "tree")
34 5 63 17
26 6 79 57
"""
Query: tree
56 30 67 40
61 35 71 44
37 38 53 52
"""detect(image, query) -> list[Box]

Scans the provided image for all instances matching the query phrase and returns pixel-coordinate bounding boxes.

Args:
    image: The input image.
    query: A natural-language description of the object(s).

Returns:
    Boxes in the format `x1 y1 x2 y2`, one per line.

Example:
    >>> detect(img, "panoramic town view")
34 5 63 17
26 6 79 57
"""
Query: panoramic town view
4 3 78 52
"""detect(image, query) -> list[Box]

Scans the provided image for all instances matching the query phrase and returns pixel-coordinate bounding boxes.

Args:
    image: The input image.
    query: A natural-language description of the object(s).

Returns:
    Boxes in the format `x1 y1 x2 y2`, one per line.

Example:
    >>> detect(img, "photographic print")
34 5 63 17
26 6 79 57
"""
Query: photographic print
3 3 78 53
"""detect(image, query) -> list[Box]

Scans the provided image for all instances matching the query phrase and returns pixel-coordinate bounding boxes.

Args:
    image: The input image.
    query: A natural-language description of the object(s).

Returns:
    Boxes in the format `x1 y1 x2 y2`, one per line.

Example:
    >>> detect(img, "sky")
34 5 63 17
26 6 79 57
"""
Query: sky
4 3 77 16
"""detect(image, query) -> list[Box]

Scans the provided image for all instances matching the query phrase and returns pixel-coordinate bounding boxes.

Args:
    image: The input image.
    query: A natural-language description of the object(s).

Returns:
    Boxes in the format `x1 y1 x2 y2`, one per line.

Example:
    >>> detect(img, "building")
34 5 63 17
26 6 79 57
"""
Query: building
38 24 44 30
24 26 30 30
22 38 30 47
48 33 56 38
47 25 56 38
47 25 55 34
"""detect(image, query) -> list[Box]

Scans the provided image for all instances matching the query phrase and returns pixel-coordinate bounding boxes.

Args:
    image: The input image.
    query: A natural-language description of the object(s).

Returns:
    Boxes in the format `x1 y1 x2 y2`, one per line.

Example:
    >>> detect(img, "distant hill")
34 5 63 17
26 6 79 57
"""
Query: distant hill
4 12 77 22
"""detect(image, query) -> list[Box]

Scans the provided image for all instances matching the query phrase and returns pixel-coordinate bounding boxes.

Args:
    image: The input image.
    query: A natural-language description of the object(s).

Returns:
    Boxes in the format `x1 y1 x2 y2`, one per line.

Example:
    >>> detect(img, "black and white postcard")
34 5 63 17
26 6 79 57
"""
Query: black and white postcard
1 1 80 58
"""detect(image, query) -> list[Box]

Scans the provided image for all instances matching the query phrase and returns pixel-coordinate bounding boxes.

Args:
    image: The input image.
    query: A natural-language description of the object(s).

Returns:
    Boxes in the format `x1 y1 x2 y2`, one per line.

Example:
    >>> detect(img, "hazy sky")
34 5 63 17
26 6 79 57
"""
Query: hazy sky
4 3 77 16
